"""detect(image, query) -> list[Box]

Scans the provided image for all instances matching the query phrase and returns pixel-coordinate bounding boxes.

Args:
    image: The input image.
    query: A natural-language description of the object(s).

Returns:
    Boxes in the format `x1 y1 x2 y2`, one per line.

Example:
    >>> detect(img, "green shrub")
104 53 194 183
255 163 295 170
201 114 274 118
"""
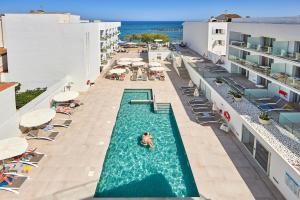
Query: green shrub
16 87 47 109
259 112 270 121
228 90 242 98
125 33 170 43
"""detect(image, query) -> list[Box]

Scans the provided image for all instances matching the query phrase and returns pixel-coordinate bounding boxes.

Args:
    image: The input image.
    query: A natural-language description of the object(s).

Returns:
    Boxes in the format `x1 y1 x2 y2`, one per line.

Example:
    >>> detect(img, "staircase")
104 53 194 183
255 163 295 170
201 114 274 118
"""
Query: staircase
154 103 172 114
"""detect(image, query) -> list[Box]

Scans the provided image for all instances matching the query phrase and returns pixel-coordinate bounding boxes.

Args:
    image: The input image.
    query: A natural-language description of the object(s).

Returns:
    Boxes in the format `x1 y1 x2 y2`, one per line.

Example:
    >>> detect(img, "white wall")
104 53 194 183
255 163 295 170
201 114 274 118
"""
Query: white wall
0 84 18 139
229 22 300 41
208 22 228 56
183 22 208 56
2 14 100 92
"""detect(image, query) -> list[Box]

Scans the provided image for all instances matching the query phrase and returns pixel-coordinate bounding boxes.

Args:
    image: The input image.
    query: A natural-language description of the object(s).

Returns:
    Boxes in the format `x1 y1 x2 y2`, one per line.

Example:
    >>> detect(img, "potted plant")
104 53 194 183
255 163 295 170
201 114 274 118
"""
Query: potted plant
258 112 271 125
228 90 242 102
215 77 224 86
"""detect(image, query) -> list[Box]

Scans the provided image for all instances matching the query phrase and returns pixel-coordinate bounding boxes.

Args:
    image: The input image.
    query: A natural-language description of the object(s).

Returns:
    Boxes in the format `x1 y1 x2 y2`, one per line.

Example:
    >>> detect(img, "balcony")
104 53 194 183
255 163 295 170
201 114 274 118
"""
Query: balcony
228 55 300 91
230 39 300 65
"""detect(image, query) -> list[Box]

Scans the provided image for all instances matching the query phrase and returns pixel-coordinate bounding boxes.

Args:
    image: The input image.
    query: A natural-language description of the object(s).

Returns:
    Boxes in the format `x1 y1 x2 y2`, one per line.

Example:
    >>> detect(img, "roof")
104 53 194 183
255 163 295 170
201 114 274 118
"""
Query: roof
232 16 300 24
0 48 7 55
0 82 16 92
215 13 241 22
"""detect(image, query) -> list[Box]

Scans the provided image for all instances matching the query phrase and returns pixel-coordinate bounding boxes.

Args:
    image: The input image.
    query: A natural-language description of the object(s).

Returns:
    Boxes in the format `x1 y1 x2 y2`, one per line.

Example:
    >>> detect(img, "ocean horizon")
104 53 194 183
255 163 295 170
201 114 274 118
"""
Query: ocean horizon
120 21 183 42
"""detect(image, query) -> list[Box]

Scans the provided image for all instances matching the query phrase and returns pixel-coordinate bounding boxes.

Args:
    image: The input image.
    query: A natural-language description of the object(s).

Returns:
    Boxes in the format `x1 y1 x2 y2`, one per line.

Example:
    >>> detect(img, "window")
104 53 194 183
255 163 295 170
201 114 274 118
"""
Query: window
242 126 255 153
255 141 270 173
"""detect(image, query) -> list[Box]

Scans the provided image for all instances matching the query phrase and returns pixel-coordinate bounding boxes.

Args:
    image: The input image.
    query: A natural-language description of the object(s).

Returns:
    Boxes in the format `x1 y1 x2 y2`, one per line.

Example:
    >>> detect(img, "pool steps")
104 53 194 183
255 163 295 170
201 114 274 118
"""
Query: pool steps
130 99 153 104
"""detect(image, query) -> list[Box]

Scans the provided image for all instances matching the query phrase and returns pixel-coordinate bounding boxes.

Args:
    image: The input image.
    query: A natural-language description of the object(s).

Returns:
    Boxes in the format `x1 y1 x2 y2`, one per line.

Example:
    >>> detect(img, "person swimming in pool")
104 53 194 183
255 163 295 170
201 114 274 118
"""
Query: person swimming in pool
141 132 154 148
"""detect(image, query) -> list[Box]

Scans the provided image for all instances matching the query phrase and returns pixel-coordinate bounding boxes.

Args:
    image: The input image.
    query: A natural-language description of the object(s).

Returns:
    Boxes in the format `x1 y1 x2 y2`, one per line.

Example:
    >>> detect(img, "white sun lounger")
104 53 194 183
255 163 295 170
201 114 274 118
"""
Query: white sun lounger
26 129 59 141
50 118 72 128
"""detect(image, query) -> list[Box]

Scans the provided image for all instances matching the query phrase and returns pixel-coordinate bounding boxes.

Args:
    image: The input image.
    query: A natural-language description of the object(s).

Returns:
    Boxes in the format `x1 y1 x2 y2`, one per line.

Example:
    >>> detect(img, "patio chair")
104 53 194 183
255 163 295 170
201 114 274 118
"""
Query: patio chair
50 118 72 128
26 129 59 141
0 173 28 194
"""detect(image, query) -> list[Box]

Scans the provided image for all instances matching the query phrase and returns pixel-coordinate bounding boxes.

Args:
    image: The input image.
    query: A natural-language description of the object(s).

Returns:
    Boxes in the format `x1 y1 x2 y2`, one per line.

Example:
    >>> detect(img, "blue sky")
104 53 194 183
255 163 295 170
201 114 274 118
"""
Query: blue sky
1 0 300 21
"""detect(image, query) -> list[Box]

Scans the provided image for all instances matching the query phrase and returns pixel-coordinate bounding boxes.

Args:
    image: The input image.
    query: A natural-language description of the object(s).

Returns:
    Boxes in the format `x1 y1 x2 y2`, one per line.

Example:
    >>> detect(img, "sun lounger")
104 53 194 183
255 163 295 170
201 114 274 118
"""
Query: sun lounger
11 149 45 168
196 116 222 125
255 96 281 104
26 129 59 141
0 173 27 194
180 86 195 90
258 99 290 111
195 111 216 118
188 100 209 105
192 107 213 114
50 119 72 128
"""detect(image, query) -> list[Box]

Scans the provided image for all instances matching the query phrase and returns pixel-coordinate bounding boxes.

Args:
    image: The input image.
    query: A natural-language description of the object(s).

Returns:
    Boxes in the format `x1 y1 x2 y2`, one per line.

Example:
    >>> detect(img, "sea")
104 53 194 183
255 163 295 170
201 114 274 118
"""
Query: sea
120 21 183 42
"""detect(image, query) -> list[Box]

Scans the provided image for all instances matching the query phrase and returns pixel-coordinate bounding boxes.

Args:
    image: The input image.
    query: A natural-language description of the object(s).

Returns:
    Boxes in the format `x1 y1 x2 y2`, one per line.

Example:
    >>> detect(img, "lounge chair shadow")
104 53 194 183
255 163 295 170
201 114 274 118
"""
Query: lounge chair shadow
94 173 176 197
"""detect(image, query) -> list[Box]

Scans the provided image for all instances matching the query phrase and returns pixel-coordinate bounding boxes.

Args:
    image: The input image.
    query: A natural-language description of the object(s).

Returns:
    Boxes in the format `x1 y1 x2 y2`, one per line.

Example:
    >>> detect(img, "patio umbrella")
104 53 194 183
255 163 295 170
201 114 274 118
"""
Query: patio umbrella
132 61 146 67
52 91 79 103
194 88 200 97
149 62 161 68
0 137 28 161
119 58 132 62
137 68 143 77
131 58 143 62
149 67 164 72
117 61 132 66
109 68 126 74
188 80 194 87
20 108 56 128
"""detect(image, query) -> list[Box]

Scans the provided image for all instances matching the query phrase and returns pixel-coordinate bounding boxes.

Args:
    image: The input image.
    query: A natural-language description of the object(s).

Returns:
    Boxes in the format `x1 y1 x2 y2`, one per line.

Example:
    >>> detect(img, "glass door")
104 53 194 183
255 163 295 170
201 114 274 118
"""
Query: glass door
255 141 270 174
242 126 255 153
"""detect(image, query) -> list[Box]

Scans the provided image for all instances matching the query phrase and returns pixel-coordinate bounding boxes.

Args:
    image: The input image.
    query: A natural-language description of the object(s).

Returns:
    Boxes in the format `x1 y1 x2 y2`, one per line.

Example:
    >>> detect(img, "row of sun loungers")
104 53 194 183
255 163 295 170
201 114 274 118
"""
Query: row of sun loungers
0 149 46 194
0 100 80 194
180 86 223 125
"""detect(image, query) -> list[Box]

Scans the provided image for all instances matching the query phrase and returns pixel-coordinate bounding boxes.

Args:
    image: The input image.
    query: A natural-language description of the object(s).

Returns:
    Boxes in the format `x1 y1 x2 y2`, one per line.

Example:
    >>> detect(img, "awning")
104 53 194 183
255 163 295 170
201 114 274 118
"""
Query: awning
20 108 56 128
0 137 28 161
53 91 79 102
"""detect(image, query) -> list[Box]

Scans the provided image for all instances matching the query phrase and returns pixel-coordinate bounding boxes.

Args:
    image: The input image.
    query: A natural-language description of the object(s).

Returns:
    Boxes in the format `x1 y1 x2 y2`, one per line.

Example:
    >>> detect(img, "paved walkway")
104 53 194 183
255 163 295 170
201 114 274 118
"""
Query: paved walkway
0 59 284 200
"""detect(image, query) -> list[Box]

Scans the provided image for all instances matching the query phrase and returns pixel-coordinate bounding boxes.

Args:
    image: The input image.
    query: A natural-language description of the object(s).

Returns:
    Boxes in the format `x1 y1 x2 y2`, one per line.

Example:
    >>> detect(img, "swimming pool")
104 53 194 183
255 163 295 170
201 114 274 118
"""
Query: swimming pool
94 89 199 197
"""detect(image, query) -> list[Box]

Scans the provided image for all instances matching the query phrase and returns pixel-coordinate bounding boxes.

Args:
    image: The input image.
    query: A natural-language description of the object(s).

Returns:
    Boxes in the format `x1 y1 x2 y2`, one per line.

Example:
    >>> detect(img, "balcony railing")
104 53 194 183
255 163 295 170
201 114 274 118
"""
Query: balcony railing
228 55 300 91
243 91 300 140
230 41 300 64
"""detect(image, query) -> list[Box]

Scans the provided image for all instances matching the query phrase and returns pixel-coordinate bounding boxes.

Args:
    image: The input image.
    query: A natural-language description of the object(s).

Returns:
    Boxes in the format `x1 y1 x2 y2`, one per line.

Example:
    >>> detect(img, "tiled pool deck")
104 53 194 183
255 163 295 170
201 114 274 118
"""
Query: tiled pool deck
0 59 284 200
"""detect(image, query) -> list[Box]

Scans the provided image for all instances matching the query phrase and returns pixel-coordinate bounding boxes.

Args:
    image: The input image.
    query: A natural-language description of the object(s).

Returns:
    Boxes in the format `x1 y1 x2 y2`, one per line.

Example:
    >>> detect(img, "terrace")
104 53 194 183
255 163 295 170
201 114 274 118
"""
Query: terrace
179 49 300 171
0 54 284 200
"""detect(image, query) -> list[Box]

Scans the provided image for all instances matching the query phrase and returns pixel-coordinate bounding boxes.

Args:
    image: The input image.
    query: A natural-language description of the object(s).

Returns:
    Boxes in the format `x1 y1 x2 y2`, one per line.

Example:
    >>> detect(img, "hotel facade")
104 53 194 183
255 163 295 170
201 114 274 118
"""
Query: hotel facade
183 16 300 200
0 12 120 92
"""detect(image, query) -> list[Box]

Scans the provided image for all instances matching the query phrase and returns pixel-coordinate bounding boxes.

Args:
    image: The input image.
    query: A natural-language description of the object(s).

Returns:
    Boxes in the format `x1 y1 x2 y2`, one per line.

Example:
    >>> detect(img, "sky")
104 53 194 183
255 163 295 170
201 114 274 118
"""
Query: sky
1 0 300 21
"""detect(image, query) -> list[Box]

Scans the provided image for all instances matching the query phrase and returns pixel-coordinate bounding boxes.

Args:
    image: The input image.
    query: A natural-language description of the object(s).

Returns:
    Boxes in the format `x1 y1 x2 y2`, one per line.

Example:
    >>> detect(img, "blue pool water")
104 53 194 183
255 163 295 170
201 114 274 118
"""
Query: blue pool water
94 89 199 197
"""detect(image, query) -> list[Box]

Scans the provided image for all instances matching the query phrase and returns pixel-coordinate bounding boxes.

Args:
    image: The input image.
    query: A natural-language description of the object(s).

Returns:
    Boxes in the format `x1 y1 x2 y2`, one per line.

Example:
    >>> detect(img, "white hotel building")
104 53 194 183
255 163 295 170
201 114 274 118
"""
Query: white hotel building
0 11 120 139
183 16 300 200
0 12 120 92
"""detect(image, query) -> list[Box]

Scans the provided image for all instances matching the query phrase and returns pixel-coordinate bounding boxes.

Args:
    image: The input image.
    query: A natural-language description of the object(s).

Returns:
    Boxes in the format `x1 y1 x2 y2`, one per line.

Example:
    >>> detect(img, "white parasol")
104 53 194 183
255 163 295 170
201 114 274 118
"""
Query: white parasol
117 61 132 66
131 58 143 62
188 80 194 87
193 88 200 97
52 91 79 102
20 108 56 128
119 58 132 62
109 68 126 74
149 62 161 67
132 61 146 67
0 137 28 161
149 67 164 72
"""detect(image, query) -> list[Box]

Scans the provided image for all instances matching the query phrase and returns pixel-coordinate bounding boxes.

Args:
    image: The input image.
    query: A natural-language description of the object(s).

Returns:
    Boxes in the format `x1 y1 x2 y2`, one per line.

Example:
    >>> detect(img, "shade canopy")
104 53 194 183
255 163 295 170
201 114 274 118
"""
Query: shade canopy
119 58 132 62
109 68 126 74
188 80 194 87
52 91 79 102
149 62 161 67
131 58 143 62
20 108 56 128
117 61 132 66
132 61 146 67
149 67 164 72
0 137 28 161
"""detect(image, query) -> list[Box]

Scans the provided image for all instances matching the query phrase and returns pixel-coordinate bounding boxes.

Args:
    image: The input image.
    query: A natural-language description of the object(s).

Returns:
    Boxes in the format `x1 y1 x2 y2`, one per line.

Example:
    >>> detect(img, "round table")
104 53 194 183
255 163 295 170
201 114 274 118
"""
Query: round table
0 137 28 161
53 91 79 102
20 108 56 128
